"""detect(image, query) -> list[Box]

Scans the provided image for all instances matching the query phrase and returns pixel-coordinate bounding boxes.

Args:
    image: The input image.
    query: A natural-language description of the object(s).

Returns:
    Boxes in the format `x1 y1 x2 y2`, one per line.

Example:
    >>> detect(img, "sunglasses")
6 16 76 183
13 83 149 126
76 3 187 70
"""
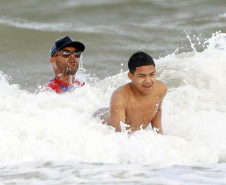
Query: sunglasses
59 50 82 58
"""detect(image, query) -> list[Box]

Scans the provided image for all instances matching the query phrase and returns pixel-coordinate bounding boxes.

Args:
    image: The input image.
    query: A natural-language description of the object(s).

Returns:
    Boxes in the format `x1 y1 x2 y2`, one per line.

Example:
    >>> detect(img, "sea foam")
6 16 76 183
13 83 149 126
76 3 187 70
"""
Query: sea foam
0 33 226 166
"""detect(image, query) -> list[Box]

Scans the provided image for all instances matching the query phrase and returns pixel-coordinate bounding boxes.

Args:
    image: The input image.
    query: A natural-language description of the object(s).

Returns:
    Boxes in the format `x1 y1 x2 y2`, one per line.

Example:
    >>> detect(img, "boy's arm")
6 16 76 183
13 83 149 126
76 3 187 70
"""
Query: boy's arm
108 91 127 132
151 102 163 134
151 82 167 134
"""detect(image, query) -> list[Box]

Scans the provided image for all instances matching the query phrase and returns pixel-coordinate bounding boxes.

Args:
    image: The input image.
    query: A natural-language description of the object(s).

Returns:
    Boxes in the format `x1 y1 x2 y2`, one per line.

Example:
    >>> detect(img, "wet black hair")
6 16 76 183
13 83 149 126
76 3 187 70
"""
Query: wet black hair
128 51 155 74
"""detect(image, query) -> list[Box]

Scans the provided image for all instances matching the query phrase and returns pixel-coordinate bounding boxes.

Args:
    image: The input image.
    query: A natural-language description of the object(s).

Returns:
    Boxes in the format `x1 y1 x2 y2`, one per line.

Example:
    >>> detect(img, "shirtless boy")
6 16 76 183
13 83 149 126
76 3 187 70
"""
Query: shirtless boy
93 51 167 134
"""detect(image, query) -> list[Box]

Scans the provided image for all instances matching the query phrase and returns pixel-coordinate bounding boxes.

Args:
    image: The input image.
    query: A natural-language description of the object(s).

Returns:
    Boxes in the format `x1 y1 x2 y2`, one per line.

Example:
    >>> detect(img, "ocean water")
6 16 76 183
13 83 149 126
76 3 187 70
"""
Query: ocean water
0 0 226 184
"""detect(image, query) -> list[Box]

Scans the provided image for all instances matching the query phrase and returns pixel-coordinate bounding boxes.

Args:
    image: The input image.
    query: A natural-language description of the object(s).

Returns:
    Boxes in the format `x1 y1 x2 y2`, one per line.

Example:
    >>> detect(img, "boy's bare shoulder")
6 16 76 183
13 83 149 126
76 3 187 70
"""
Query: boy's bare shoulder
155 80 167 97
111 83 131 100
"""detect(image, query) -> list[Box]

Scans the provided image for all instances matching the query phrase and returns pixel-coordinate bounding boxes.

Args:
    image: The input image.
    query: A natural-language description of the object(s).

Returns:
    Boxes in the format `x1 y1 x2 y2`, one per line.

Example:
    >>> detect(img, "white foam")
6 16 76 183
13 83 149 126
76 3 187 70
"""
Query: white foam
0 33 226 166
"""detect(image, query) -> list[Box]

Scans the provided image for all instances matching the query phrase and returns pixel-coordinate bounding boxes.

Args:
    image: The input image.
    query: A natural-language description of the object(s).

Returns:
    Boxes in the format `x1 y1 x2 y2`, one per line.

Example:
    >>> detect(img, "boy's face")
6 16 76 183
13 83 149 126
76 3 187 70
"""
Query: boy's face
128 65 156 95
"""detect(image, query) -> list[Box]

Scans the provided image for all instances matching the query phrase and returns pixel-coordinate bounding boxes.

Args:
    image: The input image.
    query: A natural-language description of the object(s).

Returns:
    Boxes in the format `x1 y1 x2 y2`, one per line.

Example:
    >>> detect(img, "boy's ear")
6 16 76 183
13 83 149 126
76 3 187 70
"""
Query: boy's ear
128 72 133 80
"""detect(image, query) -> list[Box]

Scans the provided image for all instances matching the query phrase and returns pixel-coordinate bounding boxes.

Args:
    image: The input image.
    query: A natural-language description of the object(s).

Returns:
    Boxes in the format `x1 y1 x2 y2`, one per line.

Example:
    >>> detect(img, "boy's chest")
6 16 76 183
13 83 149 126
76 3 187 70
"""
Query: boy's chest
125 98 160 130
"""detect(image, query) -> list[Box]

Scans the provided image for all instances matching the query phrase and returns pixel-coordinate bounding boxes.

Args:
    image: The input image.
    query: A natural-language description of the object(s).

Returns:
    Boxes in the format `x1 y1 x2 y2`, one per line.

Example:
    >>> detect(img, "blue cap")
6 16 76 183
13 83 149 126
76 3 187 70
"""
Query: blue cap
50 36 85 57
